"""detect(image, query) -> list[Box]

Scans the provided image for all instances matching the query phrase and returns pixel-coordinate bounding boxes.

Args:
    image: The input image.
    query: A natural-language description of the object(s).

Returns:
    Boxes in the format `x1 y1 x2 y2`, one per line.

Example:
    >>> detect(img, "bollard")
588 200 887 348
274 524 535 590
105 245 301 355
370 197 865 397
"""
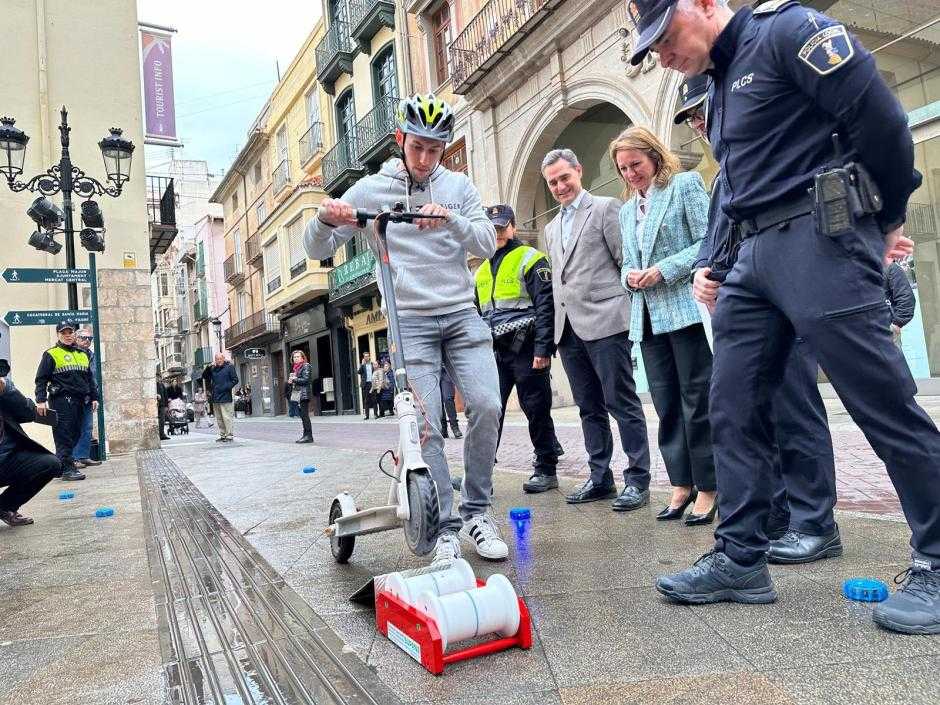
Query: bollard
384 559 476 606
58 491 75 501
302 466 317 474
842 578 889 602
418 574 521 650
94 507 115 518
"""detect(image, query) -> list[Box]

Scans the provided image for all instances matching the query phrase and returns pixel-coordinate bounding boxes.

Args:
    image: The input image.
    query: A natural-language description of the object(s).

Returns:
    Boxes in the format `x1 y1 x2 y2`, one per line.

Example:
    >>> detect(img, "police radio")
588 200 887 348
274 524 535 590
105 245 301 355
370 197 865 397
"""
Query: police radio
814 133 882 237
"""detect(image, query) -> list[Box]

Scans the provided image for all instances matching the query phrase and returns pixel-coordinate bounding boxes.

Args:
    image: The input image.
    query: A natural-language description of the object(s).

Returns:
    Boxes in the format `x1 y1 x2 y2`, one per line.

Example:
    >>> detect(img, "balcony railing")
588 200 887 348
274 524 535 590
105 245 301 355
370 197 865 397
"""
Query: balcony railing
163 352 185 374
246 233 262 265
300 122 324 165
349 0 396 53
224 311 279 349
449 0 554 94
266 275 282 294
356 96 398 167
906 202 937 239
273 159 291 195
147 176 178 263
192 296 208 322
322 135 365 197
329 250 376 301
196 248 206 276
194 346 212 370
223 253 244 283
315 20 357 95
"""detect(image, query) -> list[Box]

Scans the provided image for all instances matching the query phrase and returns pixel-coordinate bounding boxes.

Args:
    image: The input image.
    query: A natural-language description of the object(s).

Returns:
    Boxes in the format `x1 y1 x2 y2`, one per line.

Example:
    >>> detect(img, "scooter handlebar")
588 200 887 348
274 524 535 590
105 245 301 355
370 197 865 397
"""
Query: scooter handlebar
354 208 447 228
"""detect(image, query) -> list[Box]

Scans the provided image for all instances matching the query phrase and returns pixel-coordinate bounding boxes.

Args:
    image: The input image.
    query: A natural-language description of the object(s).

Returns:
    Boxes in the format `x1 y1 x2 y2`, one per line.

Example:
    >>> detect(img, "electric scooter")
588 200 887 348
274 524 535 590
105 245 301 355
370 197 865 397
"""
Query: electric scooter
326 204 446 563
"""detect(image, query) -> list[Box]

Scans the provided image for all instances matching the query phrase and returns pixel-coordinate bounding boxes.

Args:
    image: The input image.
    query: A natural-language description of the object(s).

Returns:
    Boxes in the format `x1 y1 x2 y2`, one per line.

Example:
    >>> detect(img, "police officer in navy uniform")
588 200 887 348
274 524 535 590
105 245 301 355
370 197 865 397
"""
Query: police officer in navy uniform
475 204 564 492
630 0 940 634
677 74 843 561
34 320 99 482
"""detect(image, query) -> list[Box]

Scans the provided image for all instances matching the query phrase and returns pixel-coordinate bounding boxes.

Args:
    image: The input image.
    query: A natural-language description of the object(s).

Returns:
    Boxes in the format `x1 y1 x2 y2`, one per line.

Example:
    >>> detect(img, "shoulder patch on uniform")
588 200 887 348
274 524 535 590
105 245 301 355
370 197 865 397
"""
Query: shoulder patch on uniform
753 0 794 16
798 25 855 75
536 268 552 283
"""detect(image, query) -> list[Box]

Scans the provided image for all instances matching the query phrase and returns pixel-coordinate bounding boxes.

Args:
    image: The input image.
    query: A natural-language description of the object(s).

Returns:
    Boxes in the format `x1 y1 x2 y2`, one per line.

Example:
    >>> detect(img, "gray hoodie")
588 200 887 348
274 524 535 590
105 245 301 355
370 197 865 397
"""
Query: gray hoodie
304 158 496 317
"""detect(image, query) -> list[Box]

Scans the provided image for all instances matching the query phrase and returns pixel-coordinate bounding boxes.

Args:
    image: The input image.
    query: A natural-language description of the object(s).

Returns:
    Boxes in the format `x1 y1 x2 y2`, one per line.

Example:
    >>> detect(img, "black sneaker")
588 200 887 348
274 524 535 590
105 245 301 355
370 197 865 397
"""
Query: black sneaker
523 474 558 493
656 550 777 605
873 562 940 635
60 468 86 481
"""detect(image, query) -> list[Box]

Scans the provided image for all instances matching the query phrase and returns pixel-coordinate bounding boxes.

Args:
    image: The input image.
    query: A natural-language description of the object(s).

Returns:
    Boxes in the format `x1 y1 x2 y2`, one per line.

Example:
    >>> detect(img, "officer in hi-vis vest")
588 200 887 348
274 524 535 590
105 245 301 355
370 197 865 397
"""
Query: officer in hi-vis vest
34 320 99 481
476 205 563 493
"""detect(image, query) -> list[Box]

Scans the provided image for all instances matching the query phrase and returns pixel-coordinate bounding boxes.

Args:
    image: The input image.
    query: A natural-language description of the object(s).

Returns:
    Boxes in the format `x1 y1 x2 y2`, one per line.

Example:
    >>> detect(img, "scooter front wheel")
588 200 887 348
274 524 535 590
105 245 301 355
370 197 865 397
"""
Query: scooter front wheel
403 471 440 556
329 498 356 563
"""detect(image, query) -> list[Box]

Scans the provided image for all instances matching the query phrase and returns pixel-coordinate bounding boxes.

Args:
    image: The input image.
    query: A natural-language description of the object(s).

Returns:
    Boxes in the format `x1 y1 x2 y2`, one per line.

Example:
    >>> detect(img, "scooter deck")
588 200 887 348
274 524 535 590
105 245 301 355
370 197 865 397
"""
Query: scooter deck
331 504 400 538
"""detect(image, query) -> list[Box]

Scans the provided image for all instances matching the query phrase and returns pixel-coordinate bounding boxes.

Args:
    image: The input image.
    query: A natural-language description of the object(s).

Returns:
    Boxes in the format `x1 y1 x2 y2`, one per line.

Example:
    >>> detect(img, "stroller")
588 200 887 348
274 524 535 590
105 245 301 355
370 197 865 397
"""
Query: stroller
166 397 190 435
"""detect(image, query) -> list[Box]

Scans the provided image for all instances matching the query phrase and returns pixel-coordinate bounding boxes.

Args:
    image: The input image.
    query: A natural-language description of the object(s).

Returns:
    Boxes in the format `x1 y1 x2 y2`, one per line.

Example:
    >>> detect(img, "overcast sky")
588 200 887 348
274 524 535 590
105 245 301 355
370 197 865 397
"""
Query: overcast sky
138 0 322 177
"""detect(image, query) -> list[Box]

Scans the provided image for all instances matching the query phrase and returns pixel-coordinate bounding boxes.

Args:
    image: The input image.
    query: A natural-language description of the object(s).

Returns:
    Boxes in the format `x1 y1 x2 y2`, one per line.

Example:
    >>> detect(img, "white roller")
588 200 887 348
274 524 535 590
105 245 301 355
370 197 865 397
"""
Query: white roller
418 573 521 650
383 559 477 606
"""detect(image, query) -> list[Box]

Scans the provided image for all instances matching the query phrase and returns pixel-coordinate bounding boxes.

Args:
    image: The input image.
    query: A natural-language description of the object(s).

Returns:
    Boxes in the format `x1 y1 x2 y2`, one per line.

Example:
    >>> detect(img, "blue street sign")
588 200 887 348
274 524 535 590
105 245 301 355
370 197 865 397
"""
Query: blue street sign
2 268 91 284
4 309 93 326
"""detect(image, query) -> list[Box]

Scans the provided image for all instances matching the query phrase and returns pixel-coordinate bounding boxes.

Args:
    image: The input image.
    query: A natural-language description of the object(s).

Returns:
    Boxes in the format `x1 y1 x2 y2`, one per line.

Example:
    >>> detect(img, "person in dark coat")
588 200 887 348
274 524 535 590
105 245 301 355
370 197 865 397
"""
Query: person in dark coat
0 373 61 526
885 261 915 343
378 360 395 417
156 375 169 440
288 350 313 443
201 364 214 417
209 354 239 442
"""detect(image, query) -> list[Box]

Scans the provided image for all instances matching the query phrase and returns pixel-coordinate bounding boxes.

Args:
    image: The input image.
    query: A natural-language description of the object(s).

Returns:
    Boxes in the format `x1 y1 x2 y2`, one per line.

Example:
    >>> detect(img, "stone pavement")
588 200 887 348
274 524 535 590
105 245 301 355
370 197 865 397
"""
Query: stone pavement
163 400 940 705
0 453 163 705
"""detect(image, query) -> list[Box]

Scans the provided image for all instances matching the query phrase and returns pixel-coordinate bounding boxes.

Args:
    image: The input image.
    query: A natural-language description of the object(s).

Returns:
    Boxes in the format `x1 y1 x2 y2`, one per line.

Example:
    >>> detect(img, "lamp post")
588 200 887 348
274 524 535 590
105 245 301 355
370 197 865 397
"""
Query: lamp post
211 318 223 352
0 107 134 309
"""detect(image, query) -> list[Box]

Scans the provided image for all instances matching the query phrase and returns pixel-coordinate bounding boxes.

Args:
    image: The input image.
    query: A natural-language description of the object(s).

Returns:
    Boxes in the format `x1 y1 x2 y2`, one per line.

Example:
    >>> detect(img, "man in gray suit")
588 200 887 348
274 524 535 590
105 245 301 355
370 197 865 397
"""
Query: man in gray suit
542 148 651 509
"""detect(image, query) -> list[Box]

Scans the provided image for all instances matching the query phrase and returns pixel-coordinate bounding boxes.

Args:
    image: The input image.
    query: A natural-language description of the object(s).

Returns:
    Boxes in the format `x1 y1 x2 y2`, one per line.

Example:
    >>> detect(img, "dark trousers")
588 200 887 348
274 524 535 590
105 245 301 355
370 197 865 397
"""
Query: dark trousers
711 213 940 566
360 383 376 418
298 399 312 437
768 341 837 536
50 395 84 472
158 405 167 437
640 310 716 491
495 338 560 475
0 449 60 511
558 323 651 489
379 396 394 415
440 375 459 429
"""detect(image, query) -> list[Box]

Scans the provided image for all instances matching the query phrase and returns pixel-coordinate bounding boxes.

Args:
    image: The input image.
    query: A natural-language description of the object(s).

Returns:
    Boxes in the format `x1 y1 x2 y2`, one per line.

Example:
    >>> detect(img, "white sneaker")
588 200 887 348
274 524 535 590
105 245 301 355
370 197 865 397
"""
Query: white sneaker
459 514 509 561
431 533 462 565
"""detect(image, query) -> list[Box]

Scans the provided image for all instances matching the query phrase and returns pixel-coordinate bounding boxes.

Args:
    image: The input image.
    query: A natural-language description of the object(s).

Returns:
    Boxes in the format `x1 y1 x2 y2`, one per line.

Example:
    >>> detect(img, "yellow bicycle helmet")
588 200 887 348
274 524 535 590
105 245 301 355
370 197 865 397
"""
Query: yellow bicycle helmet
396 93 455 143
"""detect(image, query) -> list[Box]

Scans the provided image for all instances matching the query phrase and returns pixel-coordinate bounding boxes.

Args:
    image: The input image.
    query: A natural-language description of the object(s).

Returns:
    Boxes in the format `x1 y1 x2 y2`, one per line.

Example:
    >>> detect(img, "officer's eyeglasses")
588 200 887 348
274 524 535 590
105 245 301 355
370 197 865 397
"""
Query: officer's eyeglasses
685 109 706 132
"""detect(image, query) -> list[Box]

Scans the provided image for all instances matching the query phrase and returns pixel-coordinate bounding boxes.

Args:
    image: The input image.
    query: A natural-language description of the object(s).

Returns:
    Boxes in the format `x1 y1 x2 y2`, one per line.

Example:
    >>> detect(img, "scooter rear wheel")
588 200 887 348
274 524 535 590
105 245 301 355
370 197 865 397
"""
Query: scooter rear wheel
329 498 355 563
403 471 440 556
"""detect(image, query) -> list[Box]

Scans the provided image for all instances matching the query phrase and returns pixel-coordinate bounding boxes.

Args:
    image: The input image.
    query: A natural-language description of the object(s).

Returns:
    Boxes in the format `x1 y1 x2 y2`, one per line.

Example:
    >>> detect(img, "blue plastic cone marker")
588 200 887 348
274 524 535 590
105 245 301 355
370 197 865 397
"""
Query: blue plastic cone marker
509 507 531 533
58 491 75 500
842 578 889 602
302 466 317 474
94 507 115 518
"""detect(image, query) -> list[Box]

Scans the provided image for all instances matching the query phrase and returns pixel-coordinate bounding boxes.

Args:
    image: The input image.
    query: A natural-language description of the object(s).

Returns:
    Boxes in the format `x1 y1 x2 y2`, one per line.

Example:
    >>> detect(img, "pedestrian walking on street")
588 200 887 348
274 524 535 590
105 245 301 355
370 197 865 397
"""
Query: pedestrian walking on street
371 363 389 417
193 386 211 429
34 321 99 481
72 327 103 469
0 373 61 527
885 261 915 346
357 352 377 420
201 364 214 418
475 203 562 493
289 350 314 443
631 0 940 634
285 379 298 417
378 361 395 417
613 127 716 524
156 374 169 441
210 353 238 442
542 148 652 511
439 366 462 438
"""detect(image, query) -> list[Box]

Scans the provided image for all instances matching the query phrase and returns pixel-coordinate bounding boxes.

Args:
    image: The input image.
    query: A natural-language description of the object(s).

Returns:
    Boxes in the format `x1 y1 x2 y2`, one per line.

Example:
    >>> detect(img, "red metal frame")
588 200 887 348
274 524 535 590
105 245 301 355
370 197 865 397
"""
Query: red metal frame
375 578 532 675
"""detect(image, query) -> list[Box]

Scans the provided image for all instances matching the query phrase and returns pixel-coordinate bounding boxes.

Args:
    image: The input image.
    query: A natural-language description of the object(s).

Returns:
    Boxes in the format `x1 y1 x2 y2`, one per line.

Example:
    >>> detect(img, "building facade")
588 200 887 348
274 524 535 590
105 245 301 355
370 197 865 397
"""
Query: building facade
0 0 157 452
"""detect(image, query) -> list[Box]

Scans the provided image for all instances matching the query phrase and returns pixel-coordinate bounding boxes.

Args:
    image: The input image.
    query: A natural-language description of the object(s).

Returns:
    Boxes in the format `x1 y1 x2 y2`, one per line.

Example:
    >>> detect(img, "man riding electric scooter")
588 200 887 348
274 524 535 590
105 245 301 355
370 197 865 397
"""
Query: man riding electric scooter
305 93 508 564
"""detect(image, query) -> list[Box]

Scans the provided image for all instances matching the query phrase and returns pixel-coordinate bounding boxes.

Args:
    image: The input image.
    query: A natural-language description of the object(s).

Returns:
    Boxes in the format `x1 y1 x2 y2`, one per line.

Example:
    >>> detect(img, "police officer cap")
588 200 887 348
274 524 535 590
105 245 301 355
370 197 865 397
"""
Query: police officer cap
627 0 679 65
56 320 76 333
486 204 516 228
673 75 709 125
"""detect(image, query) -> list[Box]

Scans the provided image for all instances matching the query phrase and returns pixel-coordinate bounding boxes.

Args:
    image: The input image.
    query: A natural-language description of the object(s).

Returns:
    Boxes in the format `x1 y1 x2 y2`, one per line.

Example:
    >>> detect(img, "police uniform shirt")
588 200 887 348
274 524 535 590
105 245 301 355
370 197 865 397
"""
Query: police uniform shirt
705 1 916 232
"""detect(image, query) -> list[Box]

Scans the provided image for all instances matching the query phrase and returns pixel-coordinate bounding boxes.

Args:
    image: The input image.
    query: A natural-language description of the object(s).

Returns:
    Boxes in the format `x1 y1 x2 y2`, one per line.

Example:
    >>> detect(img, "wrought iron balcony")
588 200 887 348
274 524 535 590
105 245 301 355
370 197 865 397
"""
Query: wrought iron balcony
273 159 291 195
196 247 206 276
223 253 244 283
192 295 208 322
349 0 396 53
322 135 365 197
300 122 325 166
449 0 558 94
224 311 280 349
329 250 376 303
147 175 178 263
163 352 185 375
315 21 358 95
193 346 212 370
356 96 398 168
246 233 262 265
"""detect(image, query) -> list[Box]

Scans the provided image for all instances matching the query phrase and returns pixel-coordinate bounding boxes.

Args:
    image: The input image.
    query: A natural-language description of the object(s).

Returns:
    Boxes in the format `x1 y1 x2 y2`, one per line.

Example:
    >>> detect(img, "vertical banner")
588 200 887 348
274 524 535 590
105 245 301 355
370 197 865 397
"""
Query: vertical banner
140 24 182 147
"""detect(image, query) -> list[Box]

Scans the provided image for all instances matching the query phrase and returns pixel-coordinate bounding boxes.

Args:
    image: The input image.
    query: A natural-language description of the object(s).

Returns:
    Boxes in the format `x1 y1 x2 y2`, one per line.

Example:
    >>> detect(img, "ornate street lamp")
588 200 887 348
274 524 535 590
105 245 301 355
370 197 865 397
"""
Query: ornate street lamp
98 127 135 190
0 117 28 180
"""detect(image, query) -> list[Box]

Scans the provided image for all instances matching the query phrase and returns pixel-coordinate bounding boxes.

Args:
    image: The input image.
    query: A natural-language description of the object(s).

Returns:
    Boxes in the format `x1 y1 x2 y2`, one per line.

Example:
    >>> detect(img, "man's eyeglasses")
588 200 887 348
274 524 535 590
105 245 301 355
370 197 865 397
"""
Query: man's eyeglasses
78 336 93 341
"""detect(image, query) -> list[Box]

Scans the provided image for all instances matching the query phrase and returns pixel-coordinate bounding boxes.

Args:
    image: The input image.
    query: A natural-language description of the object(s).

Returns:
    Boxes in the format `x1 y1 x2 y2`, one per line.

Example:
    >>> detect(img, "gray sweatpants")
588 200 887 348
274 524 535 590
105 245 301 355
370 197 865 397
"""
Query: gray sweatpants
399 309 502 537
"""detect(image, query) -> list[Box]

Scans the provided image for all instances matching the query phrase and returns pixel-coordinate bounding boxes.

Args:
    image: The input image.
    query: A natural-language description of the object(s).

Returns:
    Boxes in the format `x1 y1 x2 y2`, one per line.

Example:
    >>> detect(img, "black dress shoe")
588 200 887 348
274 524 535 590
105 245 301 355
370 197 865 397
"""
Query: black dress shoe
767 527 843 564
60 468 86 481
612 486 650 512
565 479 617 504
523 474 558 493
685 499 718 526
451 426 463 439
656 489 698 521
295 435 314 444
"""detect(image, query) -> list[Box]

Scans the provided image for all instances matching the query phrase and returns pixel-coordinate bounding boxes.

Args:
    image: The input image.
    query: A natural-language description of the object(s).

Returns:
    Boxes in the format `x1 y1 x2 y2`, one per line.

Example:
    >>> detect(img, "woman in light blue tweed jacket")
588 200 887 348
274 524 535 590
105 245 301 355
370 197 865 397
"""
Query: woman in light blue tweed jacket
611 126 717 526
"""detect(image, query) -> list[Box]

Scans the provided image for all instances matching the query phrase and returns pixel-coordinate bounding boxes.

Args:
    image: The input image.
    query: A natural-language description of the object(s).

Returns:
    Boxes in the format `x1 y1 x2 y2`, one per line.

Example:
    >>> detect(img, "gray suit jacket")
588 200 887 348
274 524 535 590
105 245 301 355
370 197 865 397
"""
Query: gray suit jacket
546 190 631 344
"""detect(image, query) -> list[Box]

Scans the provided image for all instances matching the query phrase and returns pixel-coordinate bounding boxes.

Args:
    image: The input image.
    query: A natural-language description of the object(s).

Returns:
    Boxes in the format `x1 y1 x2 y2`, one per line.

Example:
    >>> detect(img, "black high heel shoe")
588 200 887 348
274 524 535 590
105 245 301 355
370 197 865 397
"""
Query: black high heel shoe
684 497 718 526
656 489 698 521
